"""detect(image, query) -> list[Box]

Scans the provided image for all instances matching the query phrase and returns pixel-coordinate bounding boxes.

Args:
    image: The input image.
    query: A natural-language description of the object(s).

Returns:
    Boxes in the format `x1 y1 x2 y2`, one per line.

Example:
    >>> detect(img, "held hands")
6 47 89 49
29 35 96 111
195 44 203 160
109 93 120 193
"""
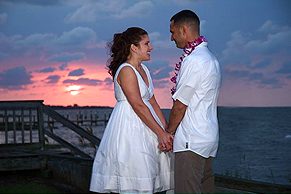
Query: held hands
157 130 173 152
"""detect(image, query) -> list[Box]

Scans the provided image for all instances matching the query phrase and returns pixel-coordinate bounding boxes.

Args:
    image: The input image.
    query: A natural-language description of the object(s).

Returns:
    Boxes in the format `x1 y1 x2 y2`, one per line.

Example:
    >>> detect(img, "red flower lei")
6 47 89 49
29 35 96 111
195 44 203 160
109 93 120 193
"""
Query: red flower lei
170 36 207 95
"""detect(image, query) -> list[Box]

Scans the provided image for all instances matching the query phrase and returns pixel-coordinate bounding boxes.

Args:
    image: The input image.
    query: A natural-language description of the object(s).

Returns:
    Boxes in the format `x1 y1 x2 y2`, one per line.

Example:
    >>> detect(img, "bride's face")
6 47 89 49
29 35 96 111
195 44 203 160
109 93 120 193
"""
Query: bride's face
136 35 153 61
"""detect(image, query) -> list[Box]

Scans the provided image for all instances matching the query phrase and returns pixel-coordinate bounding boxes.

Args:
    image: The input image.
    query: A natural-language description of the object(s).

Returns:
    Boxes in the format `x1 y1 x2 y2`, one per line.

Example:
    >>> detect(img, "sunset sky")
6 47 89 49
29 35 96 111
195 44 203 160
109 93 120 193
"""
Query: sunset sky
0 0 290 108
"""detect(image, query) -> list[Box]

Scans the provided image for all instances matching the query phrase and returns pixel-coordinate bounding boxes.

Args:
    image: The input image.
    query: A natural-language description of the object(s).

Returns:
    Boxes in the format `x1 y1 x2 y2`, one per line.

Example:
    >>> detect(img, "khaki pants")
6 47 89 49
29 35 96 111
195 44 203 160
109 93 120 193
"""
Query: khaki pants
174 151 215 194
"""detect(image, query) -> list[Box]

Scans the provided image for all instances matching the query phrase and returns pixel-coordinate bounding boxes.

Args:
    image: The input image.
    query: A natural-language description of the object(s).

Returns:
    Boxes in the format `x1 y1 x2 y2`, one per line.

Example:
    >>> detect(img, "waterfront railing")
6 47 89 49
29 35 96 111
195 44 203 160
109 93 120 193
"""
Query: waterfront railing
0 100 103 159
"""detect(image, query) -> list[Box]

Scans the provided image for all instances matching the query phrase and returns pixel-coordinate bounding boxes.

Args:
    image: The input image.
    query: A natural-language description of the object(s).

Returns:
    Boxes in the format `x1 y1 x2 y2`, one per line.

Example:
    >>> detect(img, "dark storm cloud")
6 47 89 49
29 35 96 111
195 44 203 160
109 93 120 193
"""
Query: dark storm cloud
103 77 113 86
276 62 291 76
0 66 32 89
0 0 63 6
59 63 68 71
68 68 85 76
48 52 85 63
224 68 281 88
63 78 103 86
0 13 7 24
45 75 61 84
39 67 56 73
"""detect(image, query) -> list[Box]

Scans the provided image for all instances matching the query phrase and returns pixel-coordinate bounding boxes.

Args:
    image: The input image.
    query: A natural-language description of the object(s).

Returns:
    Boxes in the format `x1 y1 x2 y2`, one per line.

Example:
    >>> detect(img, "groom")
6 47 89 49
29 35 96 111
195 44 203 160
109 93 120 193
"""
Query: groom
166 10 221 193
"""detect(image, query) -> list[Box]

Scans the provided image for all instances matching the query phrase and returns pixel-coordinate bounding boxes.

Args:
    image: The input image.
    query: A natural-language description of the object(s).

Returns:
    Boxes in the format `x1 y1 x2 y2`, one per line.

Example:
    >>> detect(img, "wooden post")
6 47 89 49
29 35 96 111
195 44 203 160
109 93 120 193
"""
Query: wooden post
33 115 36 128
29 108 33 143
21 108 25 143
90 112 93 126
104 114 107 126
13 109 16 143
37 104 45 150
4 109 8 144
79 111 83 125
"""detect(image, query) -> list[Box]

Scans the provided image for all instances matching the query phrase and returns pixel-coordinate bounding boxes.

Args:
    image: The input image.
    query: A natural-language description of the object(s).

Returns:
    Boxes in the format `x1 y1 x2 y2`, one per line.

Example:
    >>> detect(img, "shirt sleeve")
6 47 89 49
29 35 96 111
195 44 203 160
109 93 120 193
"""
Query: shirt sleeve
172 58 202 106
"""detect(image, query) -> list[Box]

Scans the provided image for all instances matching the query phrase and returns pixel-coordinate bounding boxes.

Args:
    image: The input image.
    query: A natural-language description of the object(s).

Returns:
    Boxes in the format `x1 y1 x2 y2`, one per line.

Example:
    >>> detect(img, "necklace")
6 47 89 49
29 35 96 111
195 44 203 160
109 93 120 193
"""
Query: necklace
170 36 207 95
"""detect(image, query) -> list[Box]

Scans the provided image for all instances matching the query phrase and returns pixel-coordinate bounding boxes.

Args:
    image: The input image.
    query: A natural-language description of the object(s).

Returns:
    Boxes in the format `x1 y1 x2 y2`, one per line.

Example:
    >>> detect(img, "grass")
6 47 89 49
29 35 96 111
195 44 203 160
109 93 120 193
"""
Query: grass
0 170 80 194
0 182 61 194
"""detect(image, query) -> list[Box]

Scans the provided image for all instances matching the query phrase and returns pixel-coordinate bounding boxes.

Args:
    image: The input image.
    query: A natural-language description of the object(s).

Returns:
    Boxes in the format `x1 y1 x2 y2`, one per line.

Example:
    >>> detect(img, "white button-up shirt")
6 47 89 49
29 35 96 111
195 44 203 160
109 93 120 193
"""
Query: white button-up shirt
172 42 221 158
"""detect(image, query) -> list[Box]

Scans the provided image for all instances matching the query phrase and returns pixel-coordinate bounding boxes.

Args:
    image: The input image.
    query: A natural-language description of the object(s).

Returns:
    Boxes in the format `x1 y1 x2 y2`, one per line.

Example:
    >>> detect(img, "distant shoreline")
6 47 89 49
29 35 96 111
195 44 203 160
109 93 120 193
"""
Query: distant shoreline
48 105 291 110
48 105 113 110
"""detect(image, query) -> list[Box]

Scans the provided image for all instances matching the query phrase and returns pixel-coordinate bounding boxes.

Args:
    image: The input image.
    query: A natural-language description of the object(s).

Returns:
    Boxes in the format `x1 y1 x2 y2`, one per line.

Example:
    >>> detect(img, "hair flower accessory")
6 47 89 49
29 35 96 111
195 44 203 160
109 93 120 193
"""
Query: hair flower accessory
170 36 207 95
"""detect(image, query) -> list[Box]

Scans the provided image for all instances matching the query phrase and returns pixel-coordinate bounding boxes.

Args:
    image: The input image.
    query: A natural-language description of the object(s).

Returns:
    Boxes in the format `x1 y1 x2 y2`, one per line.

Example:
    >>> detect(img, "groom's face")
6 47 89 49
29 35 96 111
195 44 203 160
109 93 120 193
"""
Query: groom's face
170 21 186 49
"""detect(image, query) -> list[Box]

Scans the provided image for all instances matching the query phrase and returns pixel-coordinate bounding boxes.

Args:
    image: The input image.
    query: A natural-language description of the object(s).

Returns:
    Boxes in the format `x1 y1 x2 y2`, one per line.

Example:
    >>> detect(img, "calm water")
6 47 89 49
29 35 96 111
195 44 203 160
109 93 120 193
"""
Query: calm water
162 107 291 185
1 106 290 185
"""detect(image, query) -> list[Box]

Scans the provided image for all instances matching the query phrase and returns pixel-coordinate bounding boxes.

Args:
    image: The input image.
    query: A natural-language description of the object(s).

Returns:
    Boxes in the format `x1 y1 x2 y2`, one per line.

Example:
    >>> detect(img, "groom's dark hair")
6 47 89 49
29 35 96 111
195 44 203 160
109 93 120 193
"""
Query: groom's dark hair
170 10 200 32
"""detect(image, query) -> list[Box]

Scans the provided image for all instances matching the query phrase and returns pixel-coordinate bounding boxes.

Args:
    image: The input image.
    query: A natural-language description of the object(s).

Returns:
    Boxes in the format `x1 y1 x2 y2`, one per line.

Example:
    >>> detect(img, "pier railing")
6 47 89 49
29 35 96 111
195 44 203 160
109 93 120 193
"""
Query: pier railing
0 100 45 147
0 100 103 159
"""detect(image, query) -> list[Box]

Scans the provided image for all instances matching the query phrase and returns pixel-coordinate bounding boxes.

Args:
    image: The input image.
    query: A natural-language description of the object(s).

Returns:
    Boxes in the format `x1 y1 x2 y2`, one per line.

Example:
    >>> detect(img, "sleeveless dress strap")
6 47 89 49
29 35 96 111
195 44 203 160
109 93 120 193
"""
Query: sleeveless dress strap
114 63 137 83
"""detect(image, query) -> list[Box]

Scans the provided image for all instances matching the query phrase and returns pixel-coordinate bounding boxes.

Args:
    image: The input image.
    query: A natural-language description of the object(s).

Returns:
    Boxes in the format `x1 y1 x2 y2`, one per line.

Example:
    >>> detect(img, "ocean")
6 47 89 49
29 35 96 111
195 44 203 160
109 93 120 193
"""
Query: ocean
162 107 291 186
1 106 290 186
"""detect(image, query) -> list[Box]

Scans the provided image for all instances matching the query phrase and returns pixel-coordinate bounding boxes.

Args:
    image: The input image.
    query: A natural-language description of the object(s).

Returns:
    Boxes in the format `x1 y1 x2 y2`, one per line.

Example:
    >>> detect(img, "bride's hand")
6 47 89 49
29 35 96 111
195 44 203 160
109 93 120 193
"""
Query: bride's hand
158 131 173 152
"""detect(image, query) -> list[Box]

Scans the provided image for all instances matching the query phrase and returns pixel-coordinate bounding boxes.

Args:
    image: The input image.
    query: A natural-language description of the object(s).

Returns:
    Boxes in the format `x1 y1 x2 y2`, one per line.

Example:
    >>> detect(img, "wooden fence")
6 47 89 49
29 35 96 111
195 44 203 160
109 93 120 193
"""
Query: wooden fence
0 100 105 159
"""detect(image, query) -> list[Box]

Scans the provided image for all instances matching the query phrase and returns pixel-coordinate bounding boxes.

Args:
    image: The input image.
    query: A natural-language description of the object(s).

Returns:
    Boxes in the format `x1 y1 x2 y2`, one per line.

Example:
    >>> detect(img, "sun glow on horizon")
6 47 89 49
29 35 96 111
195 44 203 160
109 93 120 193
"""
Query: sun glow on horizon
70 90 80 96
66 85 82 96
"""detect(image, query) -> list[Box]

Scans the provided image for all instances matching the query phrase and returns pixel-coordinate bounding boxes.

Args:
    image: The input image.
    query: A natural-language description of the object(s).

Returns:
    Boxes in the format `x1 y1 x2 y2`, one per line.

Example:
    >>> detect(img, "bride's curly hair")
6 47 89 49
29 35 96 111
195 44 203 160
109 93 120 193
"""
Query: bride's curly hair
106 27 148 78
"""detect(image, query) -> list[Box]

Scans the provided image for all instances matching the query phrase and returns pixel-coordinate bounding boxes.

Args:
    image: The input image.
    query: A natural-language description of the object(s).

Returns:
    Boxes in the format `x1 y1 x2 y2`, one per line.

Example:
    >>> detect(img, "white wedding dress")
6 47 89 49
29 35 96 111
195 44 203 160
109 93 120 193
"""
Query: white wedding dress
90 63 172 193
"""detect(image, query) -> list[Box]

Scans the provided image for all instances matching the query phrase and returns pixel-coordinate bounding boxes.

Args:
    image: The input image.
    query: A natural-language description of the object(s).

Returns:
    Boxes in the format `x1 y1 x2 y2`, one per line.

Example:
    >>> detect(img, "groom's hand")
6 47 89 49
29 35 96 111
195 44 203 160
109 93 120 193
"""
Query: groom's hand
158 132 173 152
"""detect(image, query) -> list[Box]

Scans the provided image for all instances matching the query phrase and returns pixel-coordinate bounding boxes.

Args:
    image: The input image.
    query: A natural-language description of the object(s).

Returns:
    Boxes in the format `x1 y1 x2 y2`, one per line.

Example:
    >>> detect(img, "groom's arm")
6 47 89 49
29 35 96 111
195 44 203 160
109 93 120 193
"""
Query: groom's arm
167 99 187 135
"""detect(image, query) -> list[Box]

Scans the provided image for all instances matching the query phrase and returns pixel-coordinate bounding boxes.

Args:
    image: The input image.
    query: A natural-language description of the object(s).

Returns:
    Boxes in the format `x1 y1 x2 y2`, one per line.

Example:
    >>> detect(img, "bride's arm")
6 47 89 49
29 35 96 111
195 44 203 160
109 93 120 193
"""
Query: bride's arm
118 66 172 149
149 95 168 129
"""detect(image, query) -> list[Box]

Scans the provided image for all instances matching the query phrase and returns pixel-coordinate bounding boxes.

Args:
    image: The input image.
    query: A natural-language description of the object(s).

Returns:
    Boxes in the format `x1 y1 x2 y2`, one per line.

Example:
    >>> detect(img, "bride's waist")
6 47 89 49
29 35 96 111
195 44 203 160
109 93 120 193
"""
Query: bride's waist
116 98 150 102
